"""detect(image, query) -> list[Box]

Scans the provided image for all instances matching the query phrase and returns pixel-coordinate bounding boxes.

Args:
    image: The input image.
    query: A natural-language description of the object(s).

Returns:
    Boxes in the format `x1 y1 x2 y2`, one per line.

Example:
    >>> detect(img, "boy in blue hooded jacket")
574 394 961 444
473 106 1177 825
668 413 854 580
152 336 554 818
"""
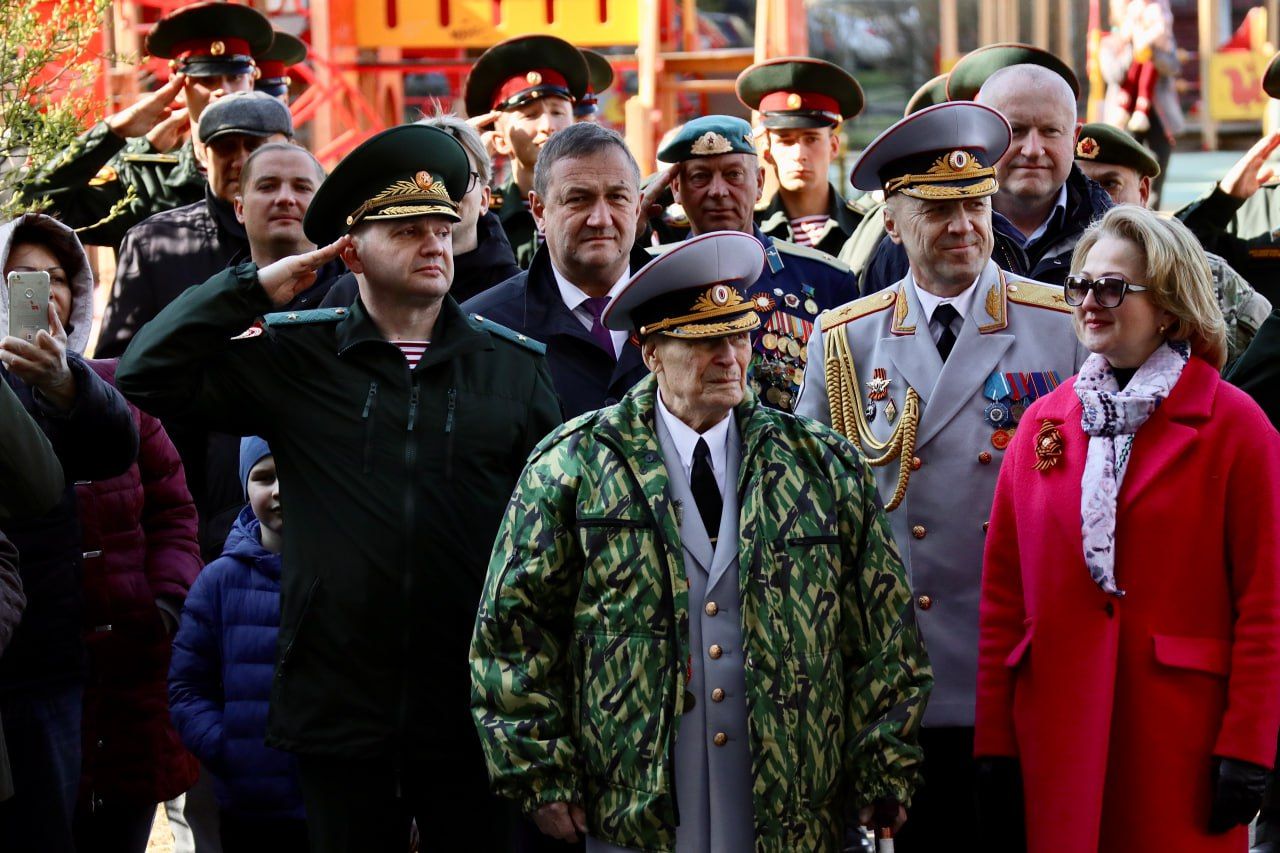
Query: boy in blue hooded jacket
169 437 307 851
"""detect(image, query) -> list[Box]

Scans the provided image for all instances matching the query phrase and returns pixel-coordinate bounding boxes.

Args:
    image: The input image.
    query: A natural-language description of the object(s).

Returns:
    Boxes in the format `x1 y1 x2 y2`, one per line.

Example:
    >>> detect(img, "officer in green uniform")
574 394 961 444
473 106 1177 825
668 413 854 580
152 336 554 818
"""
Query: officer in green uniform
23 3 275 248
116 123 561 852
463 35 589 269
20 1 274 249
657 115 859 412
254 31 308 103
1177 51 1280 306
574 49 613 122
1074 122 1270 364
738 57 871 258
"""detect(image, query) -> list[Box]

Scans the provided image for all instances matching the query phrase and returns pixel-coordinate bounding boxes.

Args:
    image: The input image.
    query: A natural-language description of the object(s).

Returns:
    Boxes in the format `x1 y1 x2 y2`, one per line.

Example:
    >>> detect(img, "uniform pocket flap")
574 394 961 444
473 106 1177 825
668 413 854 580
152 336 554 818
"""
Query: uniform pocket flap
1004 625 1033 668
1152 633 1231 677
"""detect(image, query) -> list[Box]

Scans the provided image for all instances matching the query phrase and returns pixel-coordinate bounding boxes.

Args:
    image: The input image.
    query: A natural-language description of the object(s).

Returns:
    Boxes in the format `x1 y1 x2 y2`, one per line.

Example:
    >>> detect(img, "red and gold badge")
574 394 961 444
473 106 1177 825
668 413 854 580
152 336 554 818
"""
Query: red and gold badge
1032 419 1064 471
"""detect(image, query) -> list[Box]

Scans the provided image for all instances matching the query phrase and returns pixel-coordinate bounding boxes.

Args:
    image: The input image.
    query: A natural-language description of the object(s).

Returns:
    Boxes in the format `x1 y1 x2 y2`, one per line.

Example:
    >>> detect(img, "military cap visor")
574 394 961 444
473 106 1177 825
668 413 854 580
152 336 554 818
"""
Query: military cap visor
256 31 307 79
575 50 614 116
737 57 864 128
605 231 765 339
1265 51 1280 99
945 42 1081 101
303 125 470 246
1075 123 1160 179
146 1 274 73
463 35 589 117
850 101 1011 199
657 115 756 163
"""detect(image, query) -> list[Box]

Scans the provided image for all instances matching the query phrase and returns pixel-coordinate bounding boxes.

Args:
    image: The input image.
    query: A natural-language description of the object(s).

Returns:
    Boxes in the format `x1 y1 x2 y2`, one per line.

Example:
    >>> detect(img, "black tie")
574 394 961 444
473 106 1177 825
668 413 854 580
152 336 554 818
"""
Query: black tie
690 438 722 542
933 303 960 362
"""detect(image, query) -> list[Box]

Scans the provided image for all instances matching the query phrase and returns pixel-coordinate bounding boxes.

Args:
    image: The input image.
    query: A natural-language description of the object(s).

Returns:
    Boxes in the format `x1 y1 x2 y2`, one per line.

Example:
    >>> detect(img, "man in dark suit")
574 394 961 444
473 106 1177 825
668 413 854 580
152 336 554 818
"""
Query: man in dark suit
463 122 650 418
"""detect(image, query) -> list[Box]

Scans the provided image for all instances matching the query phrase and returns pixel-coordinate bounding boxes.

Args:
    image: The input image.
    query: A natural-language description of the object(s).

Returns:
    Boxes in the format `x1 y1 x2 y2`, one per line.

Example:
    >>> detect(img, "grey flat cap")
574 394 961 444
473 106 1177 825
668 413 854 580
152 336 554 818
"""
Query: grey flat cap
198 92 293 144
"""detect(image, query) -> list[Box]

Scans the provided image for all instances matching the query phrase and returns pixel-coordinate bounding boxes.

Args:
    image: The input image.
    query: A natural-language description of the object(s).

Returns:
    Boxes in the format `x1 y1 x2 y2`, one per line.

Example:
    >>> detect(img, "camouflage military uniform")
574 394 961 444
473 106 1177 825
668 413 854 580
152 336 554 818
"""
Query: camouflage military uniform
18 124 203 250
1206 250 1271 365
470 374 931 852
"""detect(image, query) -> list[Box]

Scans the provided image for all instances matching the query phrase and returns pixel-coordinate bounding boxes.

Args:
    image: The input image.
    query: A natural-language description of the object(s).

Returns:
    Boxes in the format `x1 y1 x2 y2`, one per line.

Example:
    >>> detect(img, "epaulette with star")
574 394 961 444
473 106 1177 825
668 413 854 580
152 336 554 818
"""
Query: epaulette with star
470 314 547 355
819 289 896 332
263 307 351 326
1006 279 1070 313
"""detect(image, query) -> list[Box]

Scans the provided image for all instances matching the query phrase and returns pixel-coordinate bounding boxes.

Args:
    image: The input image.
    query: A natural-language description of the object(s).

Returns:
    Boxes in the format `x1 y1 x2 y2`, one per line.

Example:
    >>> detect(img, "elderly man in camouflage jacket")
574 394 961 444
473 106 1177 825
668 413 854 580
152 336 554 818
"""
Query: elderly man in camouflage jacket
471 231 931 853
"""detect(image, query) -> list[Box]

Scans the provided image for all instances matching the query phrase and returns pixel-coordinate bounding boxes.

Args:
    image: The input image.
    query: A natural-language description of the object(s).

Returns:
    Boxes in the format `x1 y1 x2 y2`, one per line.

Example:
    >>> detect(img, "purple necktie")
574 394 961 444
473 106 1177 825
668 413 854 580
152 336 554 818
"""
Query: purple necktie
582 296 616 360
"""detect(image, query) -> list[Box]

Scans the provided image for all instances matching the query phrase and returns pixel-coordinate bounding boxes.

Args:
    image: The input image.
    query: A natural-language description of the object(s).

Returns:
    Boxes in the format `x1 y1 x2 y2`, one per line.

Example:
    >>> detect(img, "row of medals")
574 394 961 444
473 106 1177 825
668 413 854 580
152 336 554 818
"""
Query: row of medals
864 371 1023 450
750 293 820 412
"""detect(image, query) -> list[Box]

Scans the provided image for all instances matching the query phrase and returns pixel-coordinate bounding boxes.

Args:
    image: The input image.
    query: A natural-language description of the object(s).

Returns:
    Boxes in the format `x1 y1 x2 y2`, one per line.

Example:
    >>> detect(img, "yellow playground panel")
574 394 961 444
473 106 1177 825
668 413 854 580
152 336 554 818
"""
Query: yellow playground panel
354 0 640 49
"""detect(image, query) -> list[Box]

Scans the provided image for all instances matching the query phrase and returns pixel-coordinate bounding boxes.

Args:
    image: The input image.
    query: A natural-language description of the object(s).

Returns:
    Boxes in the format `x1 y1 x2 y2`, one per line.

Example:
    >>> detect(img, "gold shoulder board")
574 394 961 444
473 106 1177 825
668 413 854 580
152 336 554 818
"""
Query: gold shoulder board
1006 280 1070 313
820 289 896 332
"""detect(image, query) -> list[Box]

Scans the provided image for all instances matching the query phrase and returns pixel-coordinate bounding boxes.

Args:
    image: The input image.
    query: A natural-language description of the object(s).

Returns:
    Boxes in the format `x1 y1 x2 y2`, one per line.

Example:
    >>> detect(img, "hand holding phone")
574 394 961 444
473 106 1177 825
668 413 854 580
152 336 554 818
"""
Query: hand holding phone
7 270 50 343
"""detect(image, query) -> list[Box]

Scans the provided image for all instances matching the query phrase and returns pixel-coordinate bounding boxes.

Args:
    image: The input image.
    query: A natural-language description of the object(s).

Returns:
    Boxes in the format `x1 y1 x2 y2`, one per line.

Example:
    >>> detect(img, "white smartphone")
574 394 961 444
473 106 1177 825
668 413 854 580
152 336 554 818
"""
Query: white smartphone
7 270 50 343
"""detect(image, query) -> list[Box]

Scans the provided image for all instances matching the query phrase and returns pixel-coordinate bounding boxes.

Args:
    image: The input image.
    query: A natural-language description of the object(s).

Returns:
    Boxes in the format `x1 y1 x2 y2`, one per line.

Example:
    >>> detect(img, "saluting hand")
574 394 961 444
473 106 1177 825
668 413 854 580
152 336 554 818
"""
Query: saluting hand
467 111 501 160
638 163 679 235
257 236 350 308
105 73 187 140
0 302 76 412
145 95 191 153
1220 130 1280 200
534 801 588 843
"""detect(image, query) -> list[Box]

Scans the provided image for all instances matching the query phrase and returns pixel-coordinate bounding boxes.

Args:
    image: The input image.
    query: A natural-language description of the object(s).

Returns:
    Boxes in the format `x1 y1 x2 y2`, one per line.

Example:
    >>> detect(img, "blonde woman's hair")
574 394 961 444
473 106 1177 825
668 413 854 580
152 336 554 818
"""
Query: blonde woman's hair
1070 204 1227 369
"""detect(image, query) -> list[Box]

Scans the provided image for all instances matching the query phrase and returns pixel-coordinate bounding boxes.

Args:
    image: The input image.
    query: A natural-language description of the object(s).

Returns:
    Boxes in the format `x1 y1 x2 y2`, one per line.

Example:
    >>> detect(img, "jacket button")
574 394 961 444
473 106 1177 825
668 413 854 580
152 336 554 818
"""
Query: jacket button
978 451 992 465
910 456 922 470
708 644 723 660
917 595 933 611
705 601 718 616
911 524 927 539
711 688 725 702
982 521 990 533
713 732 728 746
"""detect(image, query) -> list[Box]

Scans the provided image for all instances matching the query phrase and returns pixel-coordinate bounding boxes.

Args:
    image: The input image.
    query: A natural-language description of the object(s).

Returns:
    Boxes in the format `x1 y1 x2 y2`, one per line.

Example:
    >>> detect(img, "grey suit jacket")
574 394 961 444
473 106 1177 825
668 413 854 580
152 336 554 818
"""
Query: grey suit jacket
796 260 1088 726
588 410 755 852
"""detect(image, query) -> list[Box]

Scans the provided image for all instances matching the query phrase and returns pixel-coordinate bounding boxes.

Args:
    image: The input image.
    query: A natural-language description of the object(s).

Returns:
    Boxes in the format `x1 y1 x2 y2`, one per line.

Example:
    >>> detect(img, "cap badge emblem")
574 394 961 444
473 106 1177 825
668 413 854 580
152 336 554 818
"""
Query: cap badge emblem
210 40 226 56
526 71 542 86
691 284 745 313
1076 137 1100 159
786 93 802 109
691 131 733 156
947 150 971 171
413 171 436 192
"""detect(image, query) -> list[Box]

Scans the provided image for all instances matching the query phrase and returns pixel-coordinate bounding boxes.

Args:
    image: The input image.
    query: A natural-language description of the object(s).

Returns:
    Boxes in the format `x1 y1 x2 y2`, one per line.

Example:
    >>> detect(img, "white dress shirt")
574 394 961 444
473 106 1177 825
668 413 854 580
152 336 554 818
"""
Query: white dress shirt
911 273 980 344
551 263 631 358
655 390 732 497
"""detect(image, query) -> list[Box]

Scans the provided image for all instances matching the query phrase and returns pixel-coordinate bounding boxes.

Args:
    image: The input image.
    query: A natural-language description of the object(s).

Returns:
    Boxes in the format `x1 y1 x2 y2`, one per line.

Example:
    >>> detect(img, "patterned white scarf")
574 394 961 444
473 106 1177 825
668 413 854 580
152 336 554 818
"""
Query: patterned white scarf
1075 340 1189 596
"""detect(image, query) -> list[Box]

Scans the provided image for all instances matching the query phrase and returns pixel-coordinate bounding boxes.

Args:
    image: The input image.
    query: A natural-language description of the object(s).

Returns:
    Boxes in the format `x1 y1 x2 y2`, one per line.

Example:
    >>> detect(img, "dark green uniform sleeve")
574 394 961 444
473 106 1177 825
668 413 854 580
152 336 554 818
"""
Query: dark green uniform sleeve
0 378 63 523
837 444 931 806
19 125 198 249
1175 185 1249 273
470 430 585 813
1227 308 1280 428
115 262 277 437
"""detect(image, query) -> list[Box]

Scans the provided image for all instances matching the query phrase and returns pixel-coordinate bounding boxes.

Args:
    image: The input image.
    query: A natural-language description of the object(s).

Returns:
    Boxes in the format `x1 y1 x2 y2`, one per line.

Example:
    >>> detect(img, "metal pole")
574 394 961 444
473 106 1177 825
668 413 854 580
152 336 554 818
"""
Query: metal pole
940 0 958 69
1199 0 1219 150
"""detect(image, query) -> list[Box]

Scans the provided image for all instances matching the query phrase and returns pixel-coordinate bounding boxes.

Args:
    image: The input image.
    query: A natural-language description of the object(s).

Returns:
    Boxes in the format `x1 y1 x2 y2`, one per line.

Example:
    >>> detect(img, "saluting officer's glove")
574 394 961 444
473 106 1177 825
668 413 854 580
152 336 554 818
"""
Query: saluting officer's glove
975 756 1026 853
1209 756 1270 834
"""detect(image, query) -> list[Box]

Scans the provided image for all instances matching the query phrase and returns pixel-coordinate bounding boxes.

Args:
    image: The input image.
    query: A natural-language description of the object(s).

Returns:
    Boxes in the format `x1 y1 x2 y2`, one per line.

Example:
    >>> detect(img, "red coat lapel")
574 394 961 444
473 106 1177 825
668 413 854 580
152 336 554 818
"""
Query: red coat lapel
1117 358 1217 509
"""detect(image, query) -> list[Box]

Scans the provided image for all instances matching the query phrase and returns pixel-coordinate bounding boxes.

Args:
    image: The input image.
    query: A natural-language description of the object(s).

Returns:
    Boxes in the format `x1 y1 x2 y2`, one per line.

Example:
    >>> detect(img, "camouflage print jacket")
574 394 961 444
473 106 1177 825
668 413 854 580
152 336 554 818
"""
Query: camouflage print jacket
470 375 931 852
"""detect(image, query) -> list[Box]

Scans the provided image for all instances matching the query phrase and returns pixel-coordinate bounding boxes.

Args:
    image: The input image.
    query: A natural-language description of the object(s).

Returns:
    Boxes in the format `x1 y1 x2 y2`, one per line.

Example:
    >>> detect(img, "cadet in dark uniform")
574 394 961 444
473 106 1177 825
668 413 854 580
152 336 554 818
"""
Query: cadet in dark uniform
1177 51 1280 305
738 57 871 258
464 35 588 269
254 31 308 103
116 123 561 853
20 1 274 249
574 49 614 122
659 115 859 412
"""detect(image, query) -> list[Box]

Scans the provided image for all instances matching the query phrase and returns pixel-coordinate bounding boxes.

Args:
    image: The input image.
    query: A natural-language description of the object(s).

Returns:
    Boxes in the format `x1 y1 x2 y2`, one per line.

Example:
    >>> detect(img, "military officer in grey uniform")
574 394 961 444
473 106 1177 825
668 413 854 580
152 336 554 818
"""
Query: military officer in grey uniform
796 101 1088 852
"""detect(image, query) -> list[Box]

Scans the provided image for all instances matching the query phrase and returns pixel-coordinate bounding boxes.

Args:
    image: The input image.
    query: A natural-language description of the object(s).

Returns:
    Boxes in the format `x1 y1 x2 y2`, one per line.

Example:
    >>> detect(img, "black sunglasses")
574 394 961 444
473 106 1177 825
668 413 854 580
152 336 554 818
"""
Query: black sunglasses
1062 274 1151 308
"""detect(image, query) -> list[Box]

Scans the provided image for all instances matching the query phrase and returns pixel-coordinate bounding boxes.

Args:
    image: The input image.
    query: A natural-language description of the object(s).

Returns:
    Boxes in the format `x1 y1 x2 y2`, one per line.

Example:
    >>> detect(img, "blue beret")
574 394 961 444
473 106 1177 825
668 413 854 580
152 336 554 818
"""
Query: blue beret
657 115 756 163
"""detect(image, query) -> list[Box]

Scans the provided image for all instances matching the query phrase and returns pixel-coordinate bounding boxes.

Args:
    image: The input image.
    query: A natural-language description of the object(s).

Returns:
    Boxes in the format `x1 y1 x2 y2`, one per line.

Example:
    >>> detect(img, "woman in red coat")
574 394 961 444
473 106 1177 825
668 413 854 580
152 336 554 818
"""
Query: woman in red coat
974 205 1280 853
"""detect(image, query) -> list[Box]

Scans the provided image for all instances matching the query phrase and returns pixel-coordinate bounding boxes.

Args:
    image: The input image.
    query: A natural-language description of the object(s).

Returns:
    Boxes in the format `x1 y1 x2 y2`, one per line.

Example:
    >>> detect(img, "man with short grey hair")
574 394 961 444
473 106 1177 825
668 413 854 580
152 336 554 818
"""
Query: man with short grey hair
858 46 1112 296
463 121 651 417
